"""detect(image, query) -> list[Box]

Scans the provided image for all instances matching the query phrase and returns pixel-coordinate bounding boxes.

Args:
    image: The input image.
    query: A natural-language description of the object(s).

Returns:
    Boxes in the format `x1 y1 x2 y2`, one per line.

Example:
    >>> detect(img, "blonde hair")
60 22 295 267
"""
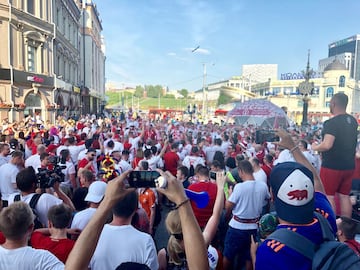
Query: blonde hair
0 202 34 240
165 210 185 265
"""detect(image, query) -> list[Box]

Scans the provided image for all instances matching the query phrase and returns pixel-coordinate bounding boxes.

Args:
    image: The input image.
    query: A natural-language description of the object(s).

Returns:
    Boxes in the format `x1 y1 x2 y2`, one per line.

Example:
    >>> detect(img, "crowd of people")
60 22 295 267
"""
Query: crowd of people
0 92 359 269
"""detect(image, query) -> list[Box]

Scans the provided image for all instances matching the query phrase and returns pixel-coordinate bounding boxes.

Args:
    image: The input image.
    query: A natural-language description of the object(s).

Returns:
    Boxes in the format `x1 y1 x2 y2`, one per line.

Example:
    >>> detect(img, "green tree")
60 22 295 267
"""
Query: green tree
179 89 188 98
217 93 232 106
134 85 144 97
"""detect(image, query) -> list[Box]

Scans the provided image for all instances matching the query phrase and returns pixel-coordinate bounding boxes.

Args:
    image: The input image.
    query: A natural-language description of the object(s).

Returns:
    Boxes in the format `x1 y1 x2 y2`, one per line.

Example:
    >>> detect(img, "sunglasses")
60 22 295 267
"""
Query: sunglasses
171 233 183 240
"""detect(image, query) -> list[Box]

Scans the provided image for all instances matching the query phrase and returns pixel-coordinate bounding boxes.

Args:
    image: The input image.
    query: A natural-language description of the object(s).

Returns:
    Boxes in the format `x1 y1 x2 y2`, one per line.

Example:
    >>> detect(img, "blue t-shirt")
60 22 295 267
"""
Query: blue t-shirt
255 192 336 270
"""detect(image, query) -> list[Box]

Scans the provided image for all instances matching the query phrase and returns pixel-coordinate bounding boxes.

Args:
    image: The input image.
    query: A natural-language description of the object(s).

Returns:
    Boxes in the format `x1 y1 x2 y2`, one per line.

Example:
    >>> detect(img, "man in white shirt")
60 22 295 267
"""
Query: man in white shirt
0 151 24 206
71 181 107 230
89 190 158 270
0 202 64 269
0 143 11 166
249 157 268 186
25 144 46 172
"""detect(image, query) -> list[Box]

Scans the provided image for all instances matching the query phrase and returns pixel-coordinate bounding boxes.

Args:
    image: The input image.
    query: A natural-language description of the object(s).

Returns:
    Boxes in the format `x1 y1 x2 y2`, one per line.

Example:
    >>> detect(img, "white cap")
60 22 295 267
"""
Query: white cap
85 181 107 203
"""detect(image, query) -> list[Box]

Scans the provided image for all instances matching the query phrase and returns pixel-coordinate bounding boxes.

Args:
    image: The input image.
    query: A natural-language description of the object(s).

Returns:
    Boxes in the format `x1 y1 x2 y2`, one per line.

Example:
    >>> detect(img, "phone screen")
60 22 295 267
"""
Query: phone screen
209 171 217 180
128 171 161 188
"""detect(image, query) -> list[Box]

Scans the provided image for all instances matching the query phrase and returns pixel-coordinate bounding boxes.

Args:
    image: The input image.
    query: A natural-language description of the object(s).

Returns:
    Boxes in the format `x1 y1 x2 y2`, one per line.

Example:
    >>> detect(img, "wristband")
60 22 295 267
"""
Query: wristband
174 198 190 210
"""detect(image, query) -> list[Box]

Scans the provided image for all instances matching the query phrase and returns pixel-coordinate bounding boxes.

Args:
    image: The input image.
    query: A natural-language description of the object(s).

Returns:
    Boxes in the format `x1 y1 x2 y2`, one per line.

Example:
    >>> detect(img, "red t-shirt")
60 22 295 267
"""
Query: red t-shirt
30 231 75 263
0 232 5 244
163 151 180 176
188 181 217 228
78 158 95 174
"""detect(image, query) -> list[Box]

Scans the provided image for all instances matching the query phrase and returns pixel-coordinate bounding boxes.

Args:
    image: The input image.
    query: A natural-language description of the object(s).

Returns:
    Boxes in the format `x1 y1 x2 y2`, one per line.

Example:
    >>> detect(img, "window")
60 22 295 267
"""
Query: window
326 87 334 98
311 86 320 96
339 75 345 87
325 101 331 108
27 0 34 14
27 45 36 72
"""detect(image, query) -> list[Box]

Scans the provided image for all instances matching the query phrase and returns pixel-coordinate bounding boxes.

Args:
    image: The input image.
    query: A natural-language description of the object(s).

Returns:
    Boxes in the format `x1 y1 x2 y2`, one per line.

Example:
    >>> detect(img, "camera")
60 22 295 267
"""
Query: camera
36 156 66 189
209 171 225 181
128 171 166 188
255 130 279 144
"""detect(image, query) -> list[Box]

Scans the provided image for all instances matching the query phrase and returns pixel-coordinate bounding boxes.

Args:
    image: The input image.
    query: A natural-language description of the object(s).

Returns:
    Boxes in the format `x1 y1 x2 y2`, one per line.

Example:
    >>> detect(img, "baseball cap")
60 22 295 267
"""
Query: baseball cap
9 138 18 149
270 162 314 224
85 181 107 203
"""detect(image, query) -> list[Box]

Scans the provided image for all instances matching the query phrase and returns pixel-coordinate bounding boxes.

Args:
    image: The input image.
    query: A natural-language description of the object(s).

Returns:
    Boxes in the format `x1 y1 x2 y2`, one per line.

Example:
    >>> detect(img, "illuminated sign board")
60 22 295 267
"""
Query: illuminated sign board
27 76 44 83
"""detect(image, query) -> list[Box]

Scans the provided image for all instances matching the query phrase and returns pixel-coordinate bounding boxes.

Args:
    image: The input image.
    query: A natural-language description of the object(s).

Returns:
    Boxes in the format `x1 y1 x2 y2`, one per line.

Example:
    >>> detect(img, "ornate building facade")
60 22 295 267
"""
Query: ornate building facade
0 0 105 122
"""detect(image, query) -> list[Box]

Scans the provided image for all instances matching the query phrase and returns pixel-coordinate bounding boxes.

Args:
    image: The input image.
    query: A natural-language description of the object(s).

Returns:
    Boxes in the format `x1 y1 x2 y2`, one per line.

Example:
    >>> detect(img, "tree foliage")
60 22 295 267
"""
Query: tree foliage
146 85 164 98
217 93 233 106
179 89 188 98
134 85 144 97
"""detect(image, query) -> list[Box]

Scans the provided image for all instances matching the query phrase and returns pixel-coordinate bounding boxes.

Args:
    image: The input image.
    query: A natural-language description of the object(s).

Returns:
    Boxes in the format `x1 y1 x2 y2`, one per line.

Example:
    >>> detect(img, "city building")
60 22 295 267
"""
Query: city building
242 64 278 84
53 0 82 118
319 35 360 81
75 0 106 115
0 0 105 122
250 60 360 124
0 0 55 122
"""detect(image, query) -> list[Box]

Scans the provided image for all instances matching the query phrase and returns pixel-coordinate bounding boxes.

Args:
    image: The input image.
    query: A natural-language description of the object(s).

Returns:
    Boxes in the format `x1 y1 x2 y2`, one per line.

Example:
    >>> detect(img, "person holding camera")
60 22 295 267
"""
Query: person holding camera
7 167 75 227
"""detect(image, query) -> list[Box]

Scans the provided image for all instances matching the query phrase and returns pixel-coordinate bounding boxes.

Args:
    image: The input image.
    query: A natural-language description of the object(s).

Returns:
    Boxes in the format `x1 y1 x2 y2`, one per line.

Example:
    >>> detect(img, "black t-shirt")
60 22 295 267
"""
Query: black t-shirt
321 114 358 170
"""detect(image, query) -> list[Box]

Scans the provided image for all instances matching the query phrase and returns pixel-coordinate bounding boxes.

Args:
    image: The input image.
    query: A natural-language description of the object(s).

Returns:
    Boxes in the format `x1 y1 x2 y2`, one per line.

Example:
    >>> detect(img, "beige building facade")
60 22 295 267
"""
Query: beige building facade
0 0 105 122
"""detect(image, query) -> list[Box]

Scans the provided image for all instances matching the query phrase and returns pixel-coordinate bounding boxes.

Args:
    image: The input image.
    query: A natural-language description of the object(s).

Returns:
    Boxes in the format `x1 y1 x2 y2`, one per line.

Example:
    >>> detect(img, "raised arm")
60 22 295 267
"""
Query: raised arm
65 171 133 270
276 129 324 193
202 171 226 246
157 171 208 270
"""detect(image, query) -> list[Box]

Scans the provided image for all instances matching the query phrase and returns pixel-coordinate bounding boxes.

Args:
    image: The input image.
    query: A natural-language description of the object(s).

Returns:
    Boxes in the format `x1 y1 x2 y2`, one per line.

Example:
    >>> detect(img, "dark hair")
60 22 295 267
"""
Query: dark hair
122 149 130 156
197 165 209 177
47 204 72 229
60 149 70 160
144 149 152 159
112 191 138 218
151 146 158 155
40 152 50 161
16 167 37 192
238 160 254 174
264 154 274 164
251 157 260 167
67 136 75 145
333 92 348 109
226 157 236 169
140 160 149 170
107 140 115 148
215 138 222 146
299 139 308 149
177 166 189 178
213 151 225 169
338 216 358 240
11 150 24 159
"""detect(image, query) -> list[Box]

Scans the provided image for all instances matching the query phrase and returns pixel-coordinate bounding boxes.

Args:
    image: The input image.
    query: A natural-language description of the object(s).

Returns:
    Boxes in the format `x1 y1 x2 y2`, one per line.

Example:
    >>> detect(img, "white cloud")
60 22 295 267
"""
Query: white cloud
167 52 177 56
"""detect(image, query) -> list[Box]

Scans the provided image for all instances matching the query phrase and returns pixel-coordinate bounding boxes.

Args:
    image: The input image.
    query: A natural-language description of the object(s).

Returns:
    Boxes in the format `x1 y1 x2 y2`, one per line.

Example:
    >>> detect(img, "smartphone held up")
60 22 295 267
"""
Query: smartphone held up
127 171 167 189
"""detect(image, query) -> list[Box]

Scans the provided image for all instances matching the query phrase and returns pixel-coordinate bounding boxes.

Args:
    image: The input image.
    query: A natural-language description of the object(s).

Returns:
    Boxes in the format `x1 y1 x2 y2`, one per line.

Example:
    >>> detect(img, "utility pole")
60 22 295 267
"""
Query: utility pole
202 63 207 117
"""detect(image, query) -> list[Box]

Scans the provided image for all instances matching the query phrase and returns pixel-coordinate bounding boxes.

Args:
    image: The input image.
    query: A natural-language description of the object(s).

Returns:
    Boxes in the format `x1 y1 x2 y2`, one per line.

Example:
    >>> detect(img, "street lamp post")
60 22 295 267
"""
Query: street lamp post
187 104 197 122
299 50 314 128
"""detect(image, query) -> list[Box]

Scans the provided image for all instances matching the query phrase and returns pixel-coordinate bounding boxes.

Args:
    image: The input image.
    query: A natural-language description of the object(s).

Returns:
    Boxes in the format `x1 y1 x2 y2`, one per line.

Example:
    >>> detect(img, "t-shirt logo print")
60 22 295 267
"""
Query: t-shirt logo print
277 169 314 206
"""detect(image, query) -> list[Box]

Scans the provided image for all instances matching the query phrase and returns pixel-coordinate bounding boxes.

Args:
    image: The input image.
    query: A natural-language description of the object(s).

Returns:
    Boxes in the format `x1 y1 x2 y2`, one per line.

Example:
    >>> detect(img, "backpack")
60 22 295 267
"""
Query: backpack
14 193 44 229
268 212 360 270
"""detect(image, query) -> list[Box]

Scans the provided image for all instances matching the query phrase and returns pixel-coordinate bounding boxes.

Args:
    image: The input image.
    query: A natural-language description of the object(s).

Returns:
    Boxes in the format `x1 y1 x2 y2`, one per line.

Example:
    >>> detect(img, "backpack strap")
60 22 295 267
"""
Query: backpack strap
268 229 315 260
29 193 42 209
314 211 335 241
14 194 21 202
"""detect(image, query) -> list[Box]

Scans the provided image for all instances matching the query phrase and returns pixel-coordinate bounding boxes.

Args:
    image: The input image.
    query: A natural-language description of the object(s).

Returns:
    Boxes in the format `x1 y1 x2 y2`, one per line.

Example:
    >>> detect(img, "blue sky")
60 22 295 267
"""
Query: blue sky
95 0 360 91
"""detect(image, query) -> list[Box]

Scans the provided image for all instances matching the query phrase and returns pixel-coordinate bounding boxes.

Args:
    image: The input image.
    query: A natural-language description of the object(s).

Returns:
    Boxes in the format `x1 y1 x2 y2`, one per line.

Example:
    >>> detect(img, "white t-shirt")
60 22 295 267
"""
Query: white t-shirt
71 207 97 231
253 169 268 186
25 154 41 173
0 245 64 270
68 144 86 165
7 193 62 227
182 155 205 169
228 180 270 230
0 163 19 200
90 224 158 270
61 161 76 187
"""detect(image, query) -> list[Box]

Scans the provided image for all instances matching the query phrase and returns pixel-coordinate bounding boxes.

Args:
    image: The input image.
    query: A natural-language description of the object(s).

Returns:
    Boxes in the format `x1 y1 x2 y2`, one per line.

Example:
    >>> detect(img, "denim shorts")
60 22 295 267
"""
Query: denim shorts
223 226 257 262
